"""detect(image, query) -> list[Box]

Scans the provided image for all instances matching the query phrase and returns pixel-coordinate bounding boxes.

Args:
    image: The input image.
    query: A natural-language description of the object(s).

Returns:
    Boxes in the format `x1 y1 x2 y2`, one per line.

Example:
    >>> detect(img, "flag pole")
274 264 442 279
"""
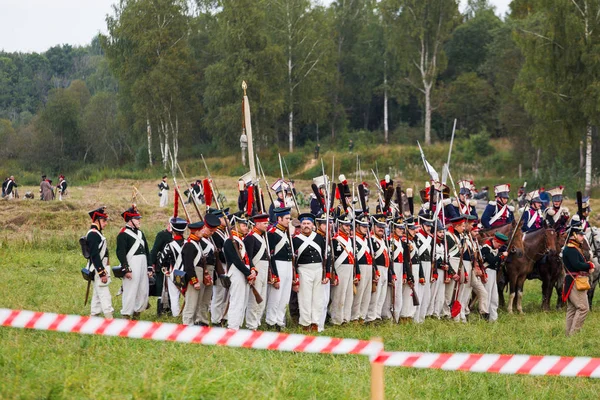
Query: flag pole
242 81 257 181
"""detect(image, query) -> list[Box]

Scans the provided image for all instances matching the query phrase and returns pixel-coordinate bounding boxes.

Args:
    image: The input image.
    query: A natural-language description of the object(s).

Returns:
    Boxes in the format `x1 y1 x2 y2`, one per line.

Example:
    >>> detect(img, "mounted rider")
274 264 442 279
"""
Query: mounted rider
451 180 478 222
481 184 514 229
521 190 545 234
544 186 569 233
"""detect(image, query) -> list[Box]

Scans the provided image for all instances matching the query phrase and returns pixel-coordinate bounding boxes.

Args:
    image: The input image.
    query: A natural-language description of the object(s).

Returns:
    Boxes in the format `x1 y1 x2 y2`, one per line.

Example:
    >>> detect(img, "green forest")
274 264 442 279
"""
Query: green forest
0 0 599 191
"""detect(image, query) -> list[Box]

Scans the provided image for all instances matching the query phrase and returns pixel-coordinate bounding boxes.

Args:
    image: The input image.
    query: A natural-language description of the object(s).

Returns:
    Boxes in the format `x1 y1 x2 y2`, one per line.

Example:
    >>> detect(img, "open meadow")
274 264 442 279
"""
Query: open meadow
2 177 600 399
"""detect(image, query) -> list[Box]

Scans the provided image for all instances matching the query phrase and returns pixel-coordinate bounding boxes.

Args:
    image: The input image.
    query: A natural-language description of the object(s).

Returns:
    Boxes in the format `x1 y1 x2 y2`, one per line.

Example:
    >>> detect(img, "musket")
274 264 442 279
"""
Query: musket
352 183 358 294
500 181 529 271
329 157 338 285
175 163 204 220
254 158 276 286
359 183 378 293
321 158 331 282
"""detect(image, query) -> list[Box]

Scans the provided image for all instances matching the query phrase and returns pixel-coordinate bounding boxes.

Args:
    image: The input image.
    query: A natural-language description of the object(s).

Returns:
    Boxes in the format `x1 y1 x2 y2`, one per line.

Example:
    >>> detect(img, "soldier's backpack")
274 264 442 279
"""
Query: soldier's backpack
80 236 91 259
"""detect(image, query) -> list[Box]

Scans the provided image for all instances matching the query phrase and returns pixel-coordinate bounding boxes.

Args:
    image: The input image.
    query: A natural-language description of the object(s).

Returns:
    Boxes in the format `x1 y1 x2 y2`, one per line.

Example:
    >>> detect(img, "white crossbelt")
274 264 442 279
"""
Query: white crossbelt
527 209 542 228
489 204 508 226
373 236 387 259
250 232 267 267
416 233 432 256
86 229 107 271
273 228 290 256
295 231 321 259
124 228 145 260
334 235 353 268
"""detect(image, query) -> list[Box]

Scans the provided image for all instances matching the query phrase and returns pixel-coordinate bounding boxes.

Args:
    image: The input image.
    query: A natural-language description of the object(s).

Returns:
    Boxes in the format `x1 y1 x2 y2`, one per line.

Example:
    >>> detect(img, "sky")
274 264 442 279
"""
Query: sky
0 0 512 53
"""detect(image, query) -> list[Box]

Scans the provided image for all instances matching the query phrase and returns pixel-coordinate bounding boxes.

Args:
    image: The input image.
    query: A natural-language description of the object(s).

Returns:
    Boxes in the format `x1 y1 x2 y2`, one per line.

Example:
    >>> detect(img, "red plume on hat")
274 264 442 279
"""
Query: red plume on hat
203 179 213 207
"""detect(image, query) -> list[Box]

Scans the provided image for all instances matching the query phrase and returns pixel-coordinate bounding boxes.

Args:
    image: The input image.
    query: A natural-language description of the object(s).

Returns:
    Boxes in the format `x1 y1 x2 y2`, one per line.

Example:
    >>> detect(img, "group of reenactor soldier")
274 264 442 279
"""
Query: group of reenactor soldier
81 172 596 337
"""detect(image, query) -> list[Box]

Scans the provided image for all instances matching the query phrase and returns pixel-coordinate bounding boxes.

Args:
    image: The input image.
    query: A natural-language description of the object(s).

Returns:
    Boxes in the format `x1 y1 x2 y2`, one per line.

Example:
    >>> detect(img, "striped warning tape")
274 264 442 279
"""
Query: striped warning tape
2 308 599 378
371 351 600 378
0 309 382 356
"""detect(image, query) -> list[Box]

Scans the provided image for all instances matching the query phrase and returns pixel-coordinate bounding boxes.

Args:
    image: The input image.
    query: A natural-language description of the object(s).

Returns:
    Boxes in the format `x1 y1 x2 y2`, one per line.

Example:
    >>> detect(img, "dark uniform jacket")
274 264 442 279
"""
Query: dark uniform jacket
149 229 173 296
116 225 150 274
268 224 294 277
562 240 593 301
87 226 108 277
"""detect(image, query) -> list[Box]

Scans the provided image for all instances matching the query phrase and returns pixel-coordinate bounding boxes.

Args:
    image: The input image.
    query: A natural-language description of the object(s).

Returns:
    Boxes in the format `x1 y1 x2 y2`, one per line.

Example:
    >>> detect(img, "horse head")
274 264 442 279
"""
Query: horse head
544 228 558 254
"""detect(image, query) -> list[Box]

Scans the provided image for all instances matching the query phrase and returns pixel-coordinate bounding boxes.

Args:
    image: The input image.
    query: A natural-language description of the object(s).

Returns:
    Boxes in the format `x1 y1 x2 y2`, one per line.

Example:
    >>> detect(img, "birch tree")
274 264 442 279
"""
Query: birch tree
514 0 600 195
266 0 333 152
382 0 460 144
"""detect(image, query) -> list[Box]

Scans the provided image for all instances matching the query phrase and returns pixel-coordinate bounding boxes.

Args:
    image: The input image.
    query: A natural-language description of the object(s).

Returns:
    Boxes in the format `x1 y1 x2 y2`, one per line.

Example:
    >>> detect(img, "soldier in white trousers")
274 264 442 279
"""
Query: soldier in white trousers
116 206 152 319
382 217 404 322
294 213 328 331
244 213 271 330
156 217 188 317
224 213 256 330
351 214 373 322
84 207 113 319
481 232 509 322
209 208 230 326
399 217 419 322
415 213 435 323
427 222 447 318
158 176 169 208
330 213 355 325
366 215 390 322
266 207 294 331
316 215 334 332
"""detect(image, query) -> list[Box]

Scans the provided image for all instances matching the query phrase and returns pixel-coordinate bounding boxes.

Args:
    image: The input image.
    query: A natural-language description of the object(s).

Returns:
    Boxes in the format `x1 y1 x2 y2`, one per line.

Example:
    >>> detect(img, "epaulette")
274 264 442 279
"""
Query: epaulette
469 199 477 207
442 198 452 206
488 201 496 206
508 205 515 212
451 199 459 207
119 227 126 233
268 226 277 233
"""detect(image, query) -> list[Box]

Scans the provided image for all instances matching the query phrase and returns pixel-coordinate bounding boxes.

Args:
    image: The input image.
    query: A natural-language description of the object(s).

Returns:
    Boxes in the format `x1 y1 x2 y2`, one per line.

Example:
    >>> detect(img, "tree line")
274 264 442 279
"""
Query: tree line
0 0 599 192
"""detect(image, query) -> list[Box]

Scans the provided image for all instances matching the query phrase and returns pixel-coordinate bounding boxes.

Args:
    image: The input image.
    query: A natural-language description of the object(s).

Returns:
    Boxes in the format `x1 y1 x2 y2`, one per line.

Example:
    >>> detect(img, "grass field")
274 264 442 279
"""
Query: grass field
2 178 600 399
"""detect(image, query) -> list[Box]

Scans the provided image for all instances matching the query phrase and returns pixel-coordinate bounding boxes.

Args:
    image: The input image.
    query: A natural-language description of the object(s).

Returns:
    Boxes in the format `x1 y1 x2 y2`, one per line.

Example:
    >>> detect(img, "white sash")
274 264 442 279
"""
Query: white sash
391 237 403 261
167 241 183 272
416 232 432 256
124 228 144 260
355 235 370 262
188 240 204 267
527 209 542 228
296 232 321 259
489 204 508 226
233 235 247 261
273 228 290 255
334 235 353 268
250 232 267 267
373 236 387 259
446 231 461 258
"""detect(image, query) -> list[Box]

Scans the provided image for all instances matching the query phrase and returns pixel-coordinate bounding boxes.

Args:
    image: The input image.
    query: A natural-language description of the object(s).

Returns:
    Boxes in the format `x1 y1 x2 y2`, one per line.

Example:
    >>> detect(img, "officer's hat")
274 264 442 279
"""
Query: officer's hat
526 190 542 203
169 217 188 232
580 196 591 211
548 186 564 202
458 180 473 195
391 215 404 229
188 221 204 230
569 220 584 235
204 214 221 228
89 206 108 221
313 175 328 189
315 214 333 225
404 216 416 229
355 213 370 227
336 213 353 225
494 184 510 199
229 211 249 225
271 178 288 194
450 215 467 225
250 213 270 223
207 207 229 219
371 214 388 228
494 232 509 243
435 219 446 231
419 211 434 227
273 206 291 218
121 205 141 222
298 213 316 223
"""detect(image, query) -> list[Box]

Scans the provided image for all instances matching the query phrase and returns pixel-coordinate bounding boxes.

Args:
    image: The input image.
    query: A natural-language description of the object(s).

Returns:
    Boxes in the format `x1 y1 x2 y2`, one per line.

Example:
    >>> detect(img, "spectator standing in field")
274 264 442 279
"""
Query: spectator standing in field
57 174 68 201
3 176 17 199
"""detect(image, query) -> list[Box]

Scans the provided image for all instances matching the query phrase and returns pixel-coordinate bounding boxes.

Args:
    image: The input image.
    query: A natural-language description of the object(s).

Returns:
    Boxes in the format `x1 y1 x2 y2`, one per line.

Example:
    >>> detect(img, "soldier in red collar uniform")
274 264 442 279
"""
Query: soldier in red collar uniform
366 214 390 323
244 213 270 331
350 213 373 323
330 213 355 325
544 186 569 232
522 190 545 234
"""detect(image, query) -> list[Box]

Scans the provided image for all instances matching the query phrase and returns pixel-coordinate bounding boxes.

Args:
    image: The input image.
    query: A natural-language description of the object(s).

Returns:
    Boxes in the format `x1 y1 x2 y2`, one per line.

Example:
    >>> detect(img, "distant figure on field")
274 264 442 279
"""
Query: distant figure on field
3 176 17 199
40 175 54 201
57 174 68 201
158 175 169 207
348 139 354 153
314 143 320 159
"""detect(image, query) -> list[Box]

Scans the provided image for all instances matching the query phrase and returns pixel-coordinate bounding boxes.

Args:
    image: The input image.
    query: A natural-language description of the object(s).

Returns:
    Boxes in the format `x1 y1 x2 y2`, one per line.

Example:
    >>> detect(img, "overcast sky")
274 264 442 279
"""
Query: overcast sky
0 0 512 53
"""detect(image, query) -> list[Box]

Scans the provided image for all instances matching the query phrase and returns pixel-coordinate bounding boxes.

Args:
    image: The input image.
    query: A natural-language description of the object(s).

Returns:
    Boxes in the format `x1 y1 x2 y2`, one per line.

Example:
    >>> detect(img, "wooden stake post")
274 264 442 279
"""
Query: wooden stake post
371 337 384 400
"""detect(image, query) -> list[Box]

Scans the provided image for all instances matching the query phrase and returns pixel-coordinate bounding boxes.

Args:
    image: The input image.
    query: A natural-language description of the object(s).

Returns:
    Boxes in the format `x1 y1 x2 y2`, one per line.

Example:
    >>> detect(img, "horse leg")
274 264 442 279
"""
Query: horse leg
541 276 550 312
555 282 565 310
498 280 506 308
516 276 527 314
507 278 516 314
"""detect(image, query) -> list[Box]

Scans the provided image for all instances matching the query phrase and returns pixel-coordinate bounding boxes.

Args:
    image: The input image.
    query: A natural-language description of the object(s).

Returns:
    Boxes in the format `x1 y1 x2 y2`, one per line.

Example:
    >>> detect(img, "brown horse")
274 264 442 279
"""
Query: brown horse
506 228 557 313
533 231 566 311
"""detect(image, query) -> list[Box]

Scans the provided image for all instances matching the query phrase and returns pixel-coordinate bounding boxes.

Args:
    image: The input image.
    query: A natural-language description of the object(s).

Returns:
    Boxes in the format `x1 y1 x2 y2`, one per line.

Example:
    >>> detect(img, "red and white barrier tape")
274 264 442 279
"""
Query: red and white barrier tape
371 351 600 378
0 309 382 356
3 309 598 378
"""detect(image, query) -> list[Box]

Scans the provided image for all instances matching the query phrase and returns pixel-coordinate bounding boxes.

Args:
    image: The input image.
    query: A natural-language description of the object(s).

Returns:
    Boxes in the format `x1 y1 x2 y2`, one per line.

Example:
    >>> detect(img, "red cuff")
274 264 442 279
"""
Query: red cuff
356 274 361 280
402 273 407 280
190 276 199 285
392 274 397 280
326 272 331 279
